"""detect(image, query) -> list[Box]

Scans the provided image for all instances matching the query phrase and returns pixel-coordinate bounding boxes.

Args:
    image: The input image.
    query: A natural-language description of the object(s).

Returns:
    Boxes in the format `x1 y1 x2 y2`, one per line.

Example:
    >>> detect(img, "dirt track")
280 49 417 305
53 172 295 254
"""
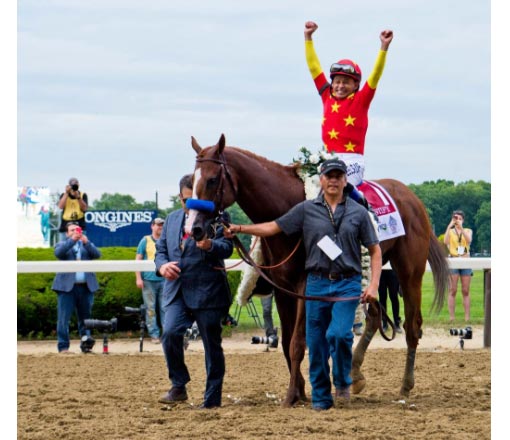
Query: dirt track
17 327 490 440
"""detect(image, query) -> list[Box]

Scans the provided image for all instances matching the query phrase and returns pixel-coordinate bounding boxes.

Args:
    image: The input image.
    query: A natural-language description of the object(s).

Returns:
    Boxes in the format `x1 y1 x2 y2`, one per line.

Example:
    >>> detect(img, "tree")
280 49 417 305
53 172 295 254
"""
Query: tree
408 180 491 253
91 193 142 210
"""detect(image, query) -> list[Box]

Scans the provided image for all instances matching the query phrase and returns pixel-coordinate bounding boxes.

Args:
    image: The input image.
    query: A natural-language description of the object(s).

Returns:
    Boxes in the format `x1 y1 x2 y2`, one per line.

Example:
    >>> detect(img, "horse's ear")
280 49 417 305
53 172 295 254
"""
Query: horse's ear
191 136 202 154
217 133 226 154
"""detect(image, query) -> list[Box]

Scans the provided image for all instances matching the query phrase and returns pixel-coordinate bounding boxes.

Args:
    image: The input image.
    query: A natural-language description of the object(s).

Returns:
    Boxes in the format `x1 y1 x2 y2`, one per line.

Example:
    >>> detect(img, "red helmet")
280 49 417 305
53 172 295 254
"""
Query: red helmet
330 59 362 82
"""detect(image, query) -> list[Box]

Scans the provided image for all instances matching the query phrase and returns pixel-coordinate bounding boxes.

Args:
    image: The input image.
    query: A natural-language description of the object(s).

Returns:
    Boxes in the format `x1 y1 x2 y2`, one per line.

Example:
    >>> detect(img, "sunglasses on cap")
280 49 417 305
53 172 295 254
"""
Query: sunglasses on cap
330 63 357 75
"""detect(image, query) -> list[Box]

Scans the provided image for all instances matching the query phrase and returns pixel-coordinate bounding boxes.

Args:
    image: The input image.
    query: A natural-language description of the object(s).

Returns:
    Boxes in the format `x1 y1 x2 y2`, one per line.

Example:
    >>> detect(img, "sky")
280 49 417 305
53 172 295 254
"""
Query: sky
14 0 492 209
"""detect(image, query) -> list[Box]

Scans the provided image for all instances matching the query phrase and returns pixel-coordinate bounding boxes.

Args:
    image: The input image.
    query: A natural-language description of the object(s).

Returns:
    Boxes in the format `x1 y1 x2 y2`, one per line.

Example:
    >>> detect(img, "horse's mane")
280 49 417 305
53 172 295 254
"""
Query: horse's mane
226 146 302 178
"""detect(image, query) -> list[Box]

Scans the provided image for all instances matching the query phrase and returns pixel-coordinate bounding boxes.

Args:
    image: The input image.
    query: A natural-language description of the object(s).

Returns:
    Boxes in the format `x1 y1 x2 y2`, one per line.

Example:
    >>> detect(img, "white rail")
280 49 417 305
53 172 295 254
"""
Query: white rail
17 257 491 273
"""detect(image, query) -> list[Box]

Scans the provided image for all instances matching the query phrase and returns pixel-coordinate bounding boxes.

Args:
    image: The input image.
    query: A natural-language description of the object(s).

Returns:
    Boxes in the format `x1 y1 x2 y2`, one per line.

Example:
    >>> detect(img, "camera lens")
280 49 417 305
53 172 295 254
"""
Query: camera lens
71 184 79 191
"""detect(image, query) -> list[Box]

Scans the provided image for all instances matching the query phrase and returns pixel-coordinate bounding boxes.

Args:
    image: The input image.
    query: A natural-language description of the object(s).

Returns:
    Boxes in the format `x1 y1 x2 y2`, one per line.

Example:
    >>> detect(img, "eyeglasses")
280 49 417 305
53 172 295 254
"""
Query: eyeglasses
330 63 357 75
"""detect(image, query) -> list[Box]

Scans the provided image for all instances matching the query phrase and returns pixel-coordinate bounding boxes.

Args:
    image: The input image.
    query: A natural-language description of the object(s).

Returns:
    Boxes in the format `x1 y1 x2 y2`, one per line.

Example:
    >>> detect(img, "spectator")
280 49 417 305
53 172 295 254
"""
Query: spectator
39 204 50 244
51 222 101 353
444 210 473 322
156 174 234 409
378 269 402 333
135 217 166 343
252 276 278 338
57 177 88 241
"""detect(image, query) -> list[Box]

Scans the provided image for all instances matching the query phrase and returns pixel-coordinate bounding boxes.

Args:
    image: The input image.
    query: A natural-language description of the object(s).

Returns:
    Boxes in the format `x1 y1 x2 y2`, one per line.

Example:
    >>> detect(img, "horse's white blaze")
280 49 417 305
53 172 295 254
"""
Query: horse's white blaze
184 210 197 235
192 168 202 199
184 168 203 234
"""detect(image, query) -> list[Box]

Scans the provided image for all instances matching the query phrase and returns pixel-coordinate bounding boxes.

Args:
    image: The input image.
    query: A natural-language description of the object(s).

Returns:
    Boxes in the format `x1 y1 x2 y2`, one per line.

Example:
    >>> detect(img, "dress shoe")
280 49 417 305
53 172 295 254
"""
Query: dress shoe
158 386 188 404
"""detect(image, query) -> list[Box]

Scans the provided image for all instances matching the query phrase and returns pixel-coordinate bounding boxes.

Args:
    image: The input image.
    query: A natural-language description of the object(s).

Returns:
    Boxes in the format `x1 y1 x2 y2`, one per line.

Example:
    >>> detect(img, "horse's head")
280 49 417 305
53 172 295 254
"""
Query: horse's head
185 134 238 241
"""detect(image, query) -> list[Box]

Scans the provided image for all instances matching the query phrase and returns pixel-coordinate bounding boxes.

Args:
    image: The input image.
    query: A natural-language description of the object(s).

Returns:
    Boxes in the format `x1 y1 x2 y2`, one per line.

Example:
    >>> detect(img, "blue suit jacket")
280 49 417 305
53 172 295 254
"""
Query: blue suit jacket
155 209 233 309
51 238 102 293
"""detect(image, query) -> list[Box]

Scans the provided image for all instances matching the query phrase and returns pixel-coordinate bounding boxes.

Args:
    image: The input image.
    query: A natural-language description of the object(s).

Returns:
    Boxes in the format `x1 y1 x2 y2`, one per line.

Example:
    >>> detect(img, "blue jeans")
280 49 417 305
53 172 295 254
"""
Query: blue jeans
56 284 95 352
305 273 361 409
142 279 165 338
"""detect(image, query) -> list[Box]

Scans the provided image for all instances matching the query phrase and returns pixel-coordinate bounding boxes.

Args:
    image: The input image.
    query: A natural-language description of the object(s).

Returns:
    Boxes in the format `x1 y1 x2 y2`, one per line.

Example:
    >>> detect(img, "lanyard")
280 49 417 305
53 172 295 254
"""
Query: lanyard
456 230 463 245
323 199 347 239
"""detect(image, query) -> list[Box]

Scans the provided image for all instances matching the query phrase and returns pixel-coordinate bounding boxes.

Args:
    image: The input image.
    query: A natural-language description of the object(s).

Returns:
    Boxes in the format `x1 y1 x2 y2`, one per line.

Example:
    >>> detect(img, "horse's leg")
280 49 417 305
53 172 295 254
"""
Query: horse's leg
274 289 306 407
399 275 423 397
283 297 307 407
351 303 379 394
351 245 377 394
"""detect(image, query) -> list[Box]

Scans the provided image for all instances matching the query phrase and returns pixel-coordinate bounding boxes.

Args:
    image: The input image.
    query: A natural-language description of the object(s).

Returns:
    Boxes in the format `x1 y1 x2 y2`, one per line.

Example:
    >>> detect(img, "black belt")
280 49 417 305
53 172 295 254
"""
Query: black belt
309 270 358 281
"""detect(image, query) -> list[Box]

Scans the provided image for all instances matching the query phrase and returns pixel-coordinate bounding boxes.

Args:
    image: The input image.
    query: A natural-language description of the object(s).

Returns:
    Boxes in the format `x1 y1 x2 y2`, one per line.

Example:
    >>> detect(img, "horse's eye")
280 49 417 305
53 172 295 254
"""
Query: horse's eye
206 177 218 188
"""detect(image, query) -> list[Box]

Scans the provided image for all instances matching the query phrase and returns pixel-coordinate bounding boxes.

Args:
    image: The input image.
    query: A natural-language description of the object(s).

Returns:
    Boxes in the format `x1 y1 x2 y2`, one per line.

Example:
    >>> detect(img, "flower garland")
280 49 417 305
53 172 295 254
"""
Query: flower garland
293 146 339 179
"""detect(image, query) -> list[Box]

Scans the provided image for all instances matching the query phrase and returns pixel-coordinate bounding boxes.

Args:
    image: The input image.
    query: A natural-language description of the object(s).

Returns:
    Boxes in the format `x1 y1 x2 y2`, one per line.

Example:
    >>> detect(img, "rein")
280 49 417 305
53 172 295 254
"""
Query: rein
230 229 356 303
231 231 396 339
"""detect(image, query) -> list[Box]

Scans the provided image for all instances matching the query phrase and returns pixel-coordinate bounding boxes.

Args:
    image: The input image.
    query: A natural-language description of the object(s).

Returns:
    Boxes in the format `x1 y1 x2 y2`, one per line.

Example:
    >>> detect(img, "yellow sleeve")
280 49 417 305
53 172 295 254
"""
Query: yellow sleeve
367 50 387 89
305 40 323 79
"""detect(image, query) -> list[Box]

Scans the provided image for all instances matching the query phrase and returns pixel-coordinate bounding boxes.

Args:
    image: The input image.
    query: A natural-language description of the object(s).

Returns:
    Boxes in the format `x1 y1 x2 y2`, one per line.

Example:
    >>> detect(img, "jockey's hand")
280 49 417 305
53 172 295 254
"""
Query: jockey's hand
361 285 378 304
380 30 393 50
304 21 318 39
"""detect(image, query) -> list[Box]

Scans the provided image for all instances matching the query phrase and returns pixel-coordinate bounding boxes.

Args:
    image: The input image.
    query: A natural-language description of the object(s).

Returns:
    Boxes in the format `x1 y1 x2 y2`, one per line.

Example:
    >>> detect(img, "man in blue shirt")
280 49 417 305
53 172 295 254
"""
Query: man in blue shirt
225 159 382 411
135 217 166 343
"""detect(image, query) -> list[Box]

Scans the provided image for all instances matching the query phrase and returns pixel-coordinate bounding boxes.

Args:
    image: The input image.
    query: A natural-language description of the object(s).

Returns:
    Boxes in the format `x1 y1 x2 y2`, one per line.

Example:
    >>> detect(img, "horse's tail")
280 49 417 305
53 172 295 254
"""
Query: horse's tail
427 233 450 314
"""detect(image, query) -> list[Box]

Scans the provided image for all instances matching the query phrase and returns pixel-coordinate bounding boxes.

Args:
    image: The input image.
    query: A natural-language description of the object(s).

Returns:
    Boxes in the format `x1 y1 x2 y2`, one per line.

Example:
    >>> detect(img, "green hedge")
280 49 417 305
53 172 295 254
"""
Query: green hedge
17 247 242 338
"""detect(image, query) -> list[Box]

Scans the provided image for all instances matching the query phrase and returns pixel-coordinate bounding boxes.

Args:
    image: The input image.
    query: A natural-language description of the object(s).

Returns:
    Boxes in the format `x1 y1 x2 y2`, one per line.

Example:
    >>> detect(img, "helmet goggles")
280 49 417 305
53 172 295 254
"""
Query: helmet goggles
330 63 357 75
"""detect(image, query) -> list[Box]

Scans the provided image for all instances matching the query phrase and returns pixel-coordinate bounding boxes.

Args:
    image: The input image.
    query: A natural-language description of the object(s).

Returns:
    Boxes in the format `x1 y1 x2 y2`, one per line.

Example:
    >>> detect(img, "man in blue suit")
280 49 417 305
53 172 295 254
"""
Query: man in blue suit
156 174 233 409
51 222 101 353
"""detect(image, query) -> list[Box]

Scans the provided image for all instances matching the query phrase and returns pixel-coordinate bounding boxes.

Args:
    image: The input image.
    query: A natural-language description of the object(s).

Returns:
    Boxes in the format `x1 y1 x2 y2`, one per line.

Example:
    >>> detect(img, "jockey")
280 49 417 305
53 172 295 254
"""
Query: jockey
304 21 393 209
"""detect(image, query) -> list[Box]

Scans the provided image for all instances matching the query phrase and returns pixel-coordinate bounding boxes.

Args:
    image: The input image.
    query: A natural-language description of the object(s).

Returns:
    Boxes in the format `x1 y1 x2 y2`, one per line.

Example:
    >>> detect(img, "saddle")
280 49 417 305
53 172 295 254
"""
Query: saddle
357 181 405 242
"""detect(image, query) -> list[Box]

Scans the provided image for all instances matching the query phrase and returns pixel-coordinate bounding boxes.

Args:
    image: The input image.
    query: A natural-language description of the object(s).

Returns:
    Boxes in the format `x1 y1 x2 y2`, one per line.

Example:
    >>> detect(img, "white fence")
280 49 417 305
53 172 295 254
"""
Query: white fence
16 257 491 274
17 258 491 347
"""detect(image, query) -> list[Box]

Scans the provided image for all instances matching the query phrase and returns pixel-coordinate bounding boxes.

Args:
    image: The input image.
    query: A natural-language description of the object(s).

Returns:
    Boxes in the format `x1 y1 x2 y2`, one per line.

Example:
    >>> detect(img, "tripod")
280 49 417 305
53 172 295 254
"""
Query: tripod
125 305 147 352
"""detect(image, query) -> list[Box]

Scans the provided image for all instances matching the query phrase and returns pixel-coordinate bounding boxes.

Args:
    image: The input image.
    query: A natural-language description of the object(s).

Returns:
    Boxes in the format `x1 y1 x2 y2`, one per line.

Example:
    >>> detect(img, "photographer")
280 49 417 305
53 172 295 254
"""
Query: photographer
57 177 88 240
52 222 101 353
444 210 473 322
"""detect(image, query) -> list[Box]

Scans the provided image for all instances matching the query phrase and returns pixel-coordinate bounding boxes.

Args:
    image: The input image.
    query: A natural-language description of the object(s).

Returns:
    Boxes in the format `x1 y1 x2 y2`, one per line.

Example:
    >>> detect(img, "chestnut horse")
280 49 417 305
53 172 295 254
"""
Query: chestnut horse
188 134 449 407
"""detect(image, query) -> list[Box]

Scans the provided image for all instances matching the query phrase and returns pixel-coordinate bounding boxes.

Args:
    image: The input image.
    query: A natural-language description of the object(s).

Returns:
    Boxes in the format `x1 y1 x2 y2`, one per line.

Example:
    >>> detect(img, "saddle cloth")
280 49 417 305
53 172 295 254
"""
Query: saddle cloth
358 180 405 242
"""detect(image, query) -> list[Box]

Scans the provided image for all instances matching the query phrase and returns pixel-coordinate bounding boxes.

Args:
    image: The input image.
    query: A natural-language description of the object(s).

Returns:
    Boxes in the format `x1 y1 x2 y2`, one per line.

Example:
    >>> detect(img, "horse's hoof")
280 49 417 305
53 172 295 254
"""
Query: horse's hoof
351 378 366 395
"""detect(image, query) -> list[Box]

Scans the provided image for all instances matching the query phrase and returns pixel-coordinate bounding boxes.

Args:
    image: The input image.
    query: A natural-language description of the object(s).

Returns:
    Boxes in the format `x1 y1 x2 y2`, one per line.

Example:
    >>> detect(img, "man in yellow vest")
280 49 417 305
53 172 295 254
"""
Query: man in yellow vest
58 177 88 240
136 217 165 343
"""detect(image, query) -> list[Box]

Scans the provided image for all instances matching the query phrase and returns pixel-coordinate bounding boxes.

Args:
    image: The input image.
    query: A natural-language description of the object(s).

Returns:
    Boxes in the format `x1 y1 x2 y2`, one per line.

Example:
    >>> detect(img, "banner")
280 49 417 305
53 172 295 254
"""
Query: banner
84 210 158 247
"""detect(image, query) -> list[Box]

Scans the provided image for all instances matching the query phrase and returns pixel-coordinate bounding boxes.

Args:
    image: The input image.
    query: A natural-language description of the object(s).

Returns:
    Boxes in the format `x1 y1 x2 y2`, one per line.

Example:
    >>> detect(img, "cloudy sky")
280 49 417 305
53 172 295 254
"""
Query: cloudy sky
16 0 491 208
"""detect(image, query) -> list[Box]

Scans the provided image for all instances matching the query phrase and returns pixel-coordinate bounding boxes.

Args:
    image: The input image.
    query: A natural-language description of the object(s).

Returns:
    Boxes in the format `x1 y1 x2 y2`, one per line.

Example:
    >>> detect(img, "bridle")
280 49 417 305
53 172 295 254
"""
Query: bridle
195 152 237 217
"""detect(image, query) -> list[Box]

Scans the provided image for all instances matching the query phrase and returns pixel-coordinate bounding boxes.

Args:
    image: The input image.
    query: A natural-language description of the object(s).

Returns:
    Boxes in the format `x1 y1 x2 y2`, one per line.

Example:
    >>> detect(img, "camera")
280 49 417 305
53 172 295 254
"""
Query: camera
83 317 118 333
449 326 472 339
80 335 96 353
251 335 278 348
71 184 79 191
125 305 147 317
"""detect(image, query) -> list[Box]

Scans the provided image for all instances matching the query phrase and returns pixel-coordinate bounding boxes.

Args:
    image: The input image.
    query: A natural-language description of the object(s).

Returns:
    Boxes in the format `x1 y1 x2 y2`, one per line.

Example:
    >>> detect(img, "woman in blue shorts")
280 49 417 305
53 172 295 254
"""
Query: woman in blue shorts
444 210 473 322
